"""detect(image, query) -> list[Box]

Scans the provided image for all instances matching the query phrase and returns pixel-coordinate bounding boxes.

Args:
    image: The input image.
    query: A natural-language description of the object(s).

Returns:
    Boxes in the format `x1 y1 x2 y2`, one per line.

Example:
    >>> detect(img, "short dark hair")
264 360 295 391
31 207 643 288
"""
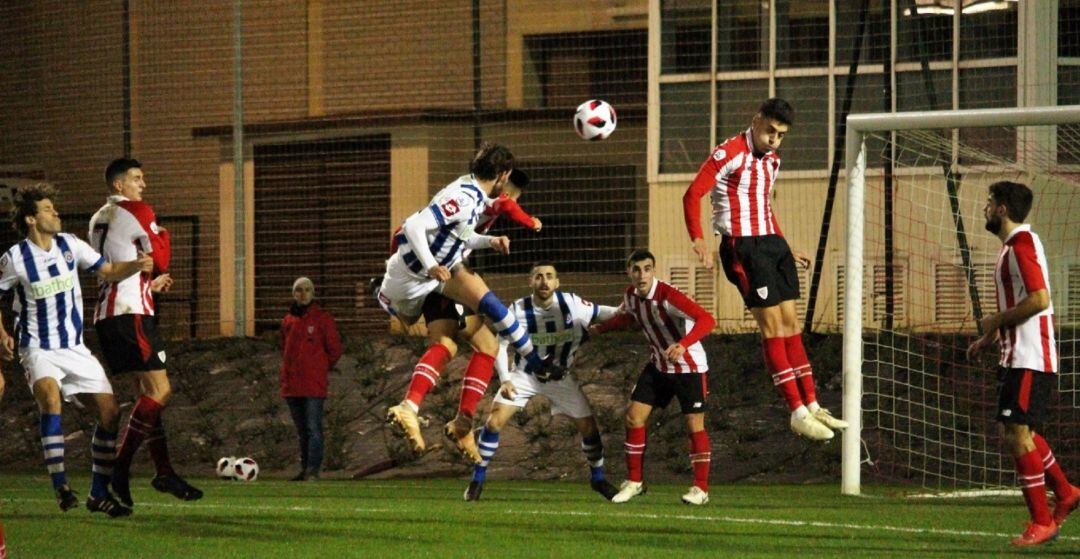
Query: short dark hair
105 158 141 186
530 261 557 274
509 168 530 189
469 142 514 181
758 98 794 126
11 183 56 236
989 181 1034 223
626 249 655 268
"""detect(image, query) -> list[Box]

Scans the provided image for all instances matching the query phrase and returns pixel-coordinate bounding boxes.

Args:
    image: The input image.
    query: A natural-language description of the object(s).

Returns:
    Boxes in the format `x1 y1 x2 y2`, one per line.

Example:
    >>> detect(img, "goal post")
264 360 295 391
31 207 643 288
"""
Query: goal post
842 105 1080 496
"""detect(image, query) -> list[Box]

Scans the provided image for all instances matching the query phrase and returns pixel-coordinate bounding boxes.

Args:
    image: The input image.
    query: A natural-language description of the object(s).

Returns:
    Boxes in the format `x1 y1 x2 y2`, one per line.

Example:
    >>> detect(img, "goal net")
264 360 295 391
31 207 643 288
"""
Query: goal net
842 106 1080 494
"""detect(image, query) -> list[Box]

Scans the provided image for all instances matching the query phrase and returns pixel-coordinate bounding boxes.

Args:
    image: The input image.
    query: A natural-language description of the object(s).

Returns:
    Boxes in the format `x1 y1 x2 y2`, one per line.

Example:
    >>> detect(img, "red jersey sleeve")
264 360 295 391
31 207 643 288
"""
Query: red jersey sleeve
1012 233 1048 294
684 144 735 241
661 284 716 348
117 200 171 274
591 311 637 334
494 196 536 230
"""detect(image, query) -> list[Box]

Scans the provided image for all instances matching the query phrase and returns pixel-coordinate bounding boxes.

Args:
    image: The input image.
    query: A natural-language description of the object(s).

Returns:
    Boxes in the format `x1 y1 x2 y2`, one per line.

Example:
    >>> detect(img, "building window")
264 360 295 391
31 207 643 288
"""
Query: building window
472 163 644 275
656 0 1030 177
524 29 647 109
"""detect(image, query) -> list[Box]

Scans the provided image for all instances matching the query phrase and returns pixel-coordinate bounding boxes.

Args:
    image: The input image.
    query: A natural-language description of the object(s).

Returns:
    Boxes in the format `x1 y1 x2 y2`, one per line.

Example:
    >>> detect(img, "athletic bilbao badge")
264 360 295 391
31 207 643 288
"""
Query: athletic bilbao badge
756 286 769 300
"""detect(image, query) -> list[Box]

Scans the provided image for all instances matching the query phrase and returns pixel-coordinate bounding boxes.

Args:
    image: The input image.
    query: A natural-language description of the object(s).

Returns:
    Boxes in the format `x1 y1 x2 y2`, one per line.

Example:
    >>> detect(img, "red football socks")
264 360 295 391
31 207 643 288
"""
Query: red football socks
784 334 817 405
115 396 164 472
458 352 495 418
763 337 802 411
405 343 453 407
1033 433 1071 500
1016 449 1054 526
689 430 711 492
625 426 646 483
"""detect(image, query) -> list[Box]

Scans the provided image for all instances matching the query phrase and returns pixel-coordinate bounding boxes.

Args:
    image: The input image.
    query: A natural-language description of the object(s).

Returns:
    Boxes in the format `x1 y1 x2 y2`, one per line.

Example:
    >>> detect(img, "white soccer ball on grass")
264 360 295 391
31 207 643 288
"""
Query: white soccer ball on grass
216 456 237 479
233 457 260 482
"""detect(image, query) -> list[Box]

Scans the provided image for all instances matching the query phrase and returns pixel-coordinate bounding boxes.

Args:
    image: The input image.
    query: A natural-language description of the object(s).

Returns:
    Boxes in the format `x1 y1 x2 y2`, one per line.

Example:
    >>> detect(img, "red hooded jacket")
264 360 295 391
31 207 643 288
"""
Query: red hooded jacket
280 303 342 398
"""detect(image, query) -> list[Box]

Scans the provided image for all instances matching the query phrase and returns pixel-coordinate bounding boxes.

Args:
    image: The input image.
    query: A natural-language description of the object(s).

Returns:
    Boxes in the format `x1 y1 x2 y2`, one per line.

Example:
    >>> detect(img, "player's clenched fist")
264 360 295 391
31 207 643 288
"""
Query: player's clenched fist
490 236 511 255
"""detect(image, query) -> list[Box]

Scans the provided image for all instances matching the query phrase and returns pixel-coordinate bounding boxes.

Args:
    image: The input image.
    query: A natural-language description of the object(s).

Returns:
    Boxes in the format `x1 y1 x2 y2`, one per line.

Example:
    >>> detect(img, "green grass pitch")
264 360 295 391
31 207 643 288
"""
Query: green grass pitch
1 474 1077 558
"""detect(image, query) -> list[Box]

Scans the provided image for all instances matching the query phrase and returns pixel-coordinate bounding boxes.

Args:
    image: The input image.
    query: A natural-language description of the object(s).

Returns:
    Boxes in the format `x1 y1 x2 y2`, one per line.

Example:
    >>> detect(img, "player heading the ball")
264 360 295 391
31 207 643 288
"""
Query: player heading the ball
683 97 846 441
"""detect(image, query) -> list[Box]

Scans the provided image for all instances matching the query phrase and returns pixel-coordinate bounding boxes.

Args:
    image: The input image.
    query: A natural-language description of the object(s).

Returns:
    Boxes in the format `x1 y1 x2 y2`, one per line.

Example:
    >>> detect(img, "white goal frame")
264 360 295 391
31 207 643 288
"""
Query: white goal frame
841 105 1080 496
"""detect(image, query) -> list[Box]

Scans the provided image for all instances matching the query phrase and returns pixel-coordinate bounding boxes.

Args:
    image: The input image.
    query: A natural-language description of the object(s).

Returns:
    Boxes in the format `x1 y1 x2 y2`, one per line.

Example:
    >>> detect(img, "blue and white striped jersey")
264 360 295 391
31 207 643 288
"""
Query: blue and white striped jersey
394 174 489 277
505 291 618 372
0 234 105 349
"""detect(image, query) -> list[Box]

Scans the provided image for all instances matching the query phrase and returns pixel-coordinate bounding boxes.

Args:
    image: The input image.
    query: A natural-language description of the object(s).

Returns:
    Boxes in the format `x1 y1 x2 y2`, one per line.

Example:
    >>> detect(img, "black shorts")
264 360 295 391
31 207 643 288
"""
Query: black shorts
719 234 800 308
629 363 708 414
96 314 167 374
996 367 1054 428
421 292 463 325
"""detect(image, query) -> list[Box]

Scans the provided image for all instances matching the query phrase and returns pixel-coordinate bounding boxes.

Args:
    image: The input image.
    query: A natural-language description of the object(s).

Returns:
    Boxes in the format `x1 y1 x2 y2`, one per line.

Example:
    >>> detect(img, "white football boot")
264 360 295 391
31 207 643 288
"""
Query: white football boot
386 403 426 453
790 412 834 441
681 486 709 506
611 480 645 504
812 407 849 430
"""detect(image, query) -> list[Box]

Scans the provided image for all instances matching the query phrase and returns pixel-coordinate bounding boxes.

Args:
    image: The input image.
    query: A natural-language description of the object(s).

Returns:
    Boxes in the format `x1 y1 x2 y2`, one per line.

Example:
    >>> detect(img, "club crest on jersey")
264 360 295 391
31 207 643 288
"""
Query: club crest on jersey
712 149 726 161
63 251 74 263
307 325 314 334
756 286 769 300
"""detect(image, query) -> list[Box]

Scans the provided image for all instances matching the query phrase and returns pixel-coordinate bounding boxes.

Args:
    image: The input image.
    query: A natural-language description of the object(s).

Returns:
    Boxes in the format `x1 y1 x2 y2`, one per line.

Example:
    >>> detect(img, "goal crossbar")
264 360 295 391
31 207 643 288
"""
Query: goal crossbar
841 105 1080 495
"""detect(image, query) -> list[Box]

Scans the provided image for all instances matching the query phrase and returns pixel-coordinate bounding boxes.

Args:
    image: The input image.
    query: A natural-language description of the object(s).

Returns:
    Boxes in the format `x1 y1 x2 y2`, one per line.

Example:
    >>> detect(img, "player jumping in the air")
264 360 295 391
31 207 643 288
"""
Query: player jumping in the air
594 250 716 505
385 169 541 463
0 183 152 517
378 143 556 455
464 262 620 501
90 158 203 507
683 98 846 441
966 181 1080 546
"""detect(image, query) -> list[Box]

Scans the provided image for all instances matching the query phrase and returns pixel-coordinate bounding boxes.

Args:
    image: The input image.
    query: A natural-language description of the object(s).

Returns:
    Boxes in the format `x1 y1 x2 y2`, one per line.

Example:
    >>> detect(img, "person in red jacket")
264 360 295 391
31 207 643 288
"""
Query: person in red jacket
280 277 342 481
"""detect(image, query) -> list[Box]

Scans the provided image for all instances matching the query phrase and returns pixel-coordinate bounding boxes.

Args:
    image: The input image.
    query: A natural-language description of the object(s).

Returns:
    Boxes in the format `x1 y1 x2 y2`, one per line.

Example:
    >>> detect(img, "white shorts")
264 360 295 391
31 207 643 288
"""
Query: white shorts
493 369 593 419
378 254 443 320
21 345 112 401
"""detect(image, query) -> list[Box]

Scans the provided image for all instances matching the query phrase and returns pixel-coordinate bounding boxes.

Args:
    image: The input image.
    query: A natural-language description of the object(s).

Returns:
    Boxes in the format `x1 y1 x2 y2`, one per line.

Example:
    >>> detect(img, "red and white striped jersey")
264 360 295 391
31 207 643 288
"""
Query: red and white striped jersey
620 279 714 374
994 224 1057 373
684 129 782 239
89 195 171 321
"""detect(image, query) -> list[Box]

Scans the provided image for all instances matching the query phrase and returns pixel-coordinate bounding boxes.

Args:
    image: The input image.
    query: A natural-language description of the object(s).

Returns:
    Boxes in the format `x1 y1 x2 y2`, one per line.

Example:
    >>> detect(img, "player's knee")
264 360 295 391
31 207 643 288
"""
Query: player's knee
434 337 458 357
99 400 121 430
624 412 645 428
471 336 498 356
149 383 172 405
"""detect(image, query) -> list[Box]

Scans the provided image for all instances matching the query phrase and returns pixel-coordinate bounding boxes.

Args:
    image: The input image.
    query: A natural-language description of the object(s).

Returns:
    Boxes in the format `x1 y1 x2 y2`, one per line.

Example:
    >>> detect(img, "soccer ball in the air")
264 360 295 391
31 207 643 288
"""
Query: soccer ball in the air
216 456 236 479
573 99 617 141
233 457 259 482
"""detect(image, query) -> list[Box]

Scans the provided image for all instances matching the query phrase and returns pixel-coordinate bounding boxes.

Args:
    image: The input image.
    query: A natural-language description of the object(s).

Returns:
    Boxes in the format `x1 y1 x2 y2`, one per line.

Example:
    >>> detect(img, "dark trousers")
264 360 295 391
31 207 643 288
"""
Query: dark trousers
285 397 325 475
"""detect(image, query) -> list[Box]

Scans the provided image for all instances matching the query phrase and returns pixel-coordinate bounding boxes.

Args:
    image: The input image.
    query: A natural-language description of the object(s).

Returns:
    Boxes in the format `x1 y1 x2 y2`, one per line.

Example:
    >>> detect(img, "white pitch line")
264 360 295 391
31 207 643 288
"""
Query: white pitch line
502 508 1080 542
3 495 1077 544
